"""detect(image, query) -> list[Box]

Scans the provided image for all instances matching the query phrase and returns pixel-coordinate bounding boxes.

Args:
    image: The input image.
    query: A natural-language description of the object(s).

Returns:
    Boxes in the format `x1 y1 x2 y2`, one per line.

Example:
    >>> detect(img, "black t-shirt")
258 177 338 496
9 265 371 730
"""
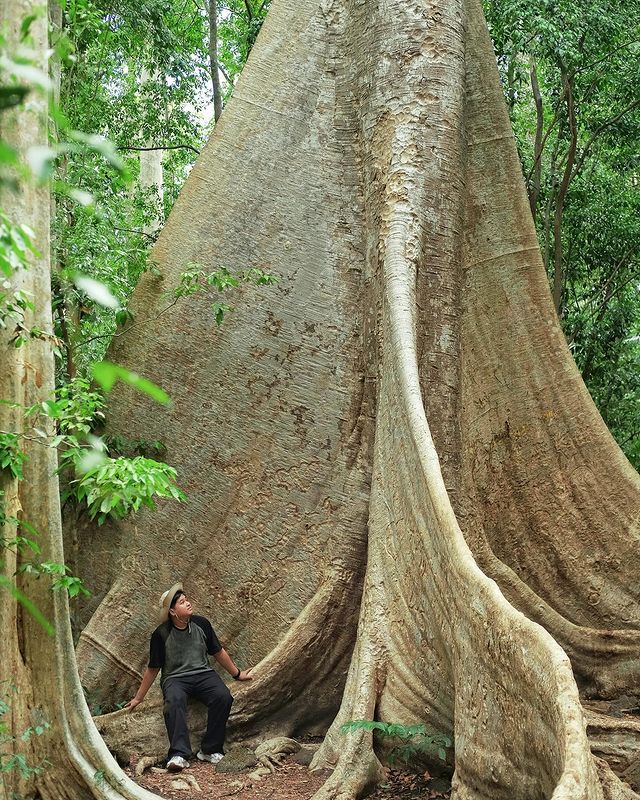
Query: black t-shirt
149 614 222 686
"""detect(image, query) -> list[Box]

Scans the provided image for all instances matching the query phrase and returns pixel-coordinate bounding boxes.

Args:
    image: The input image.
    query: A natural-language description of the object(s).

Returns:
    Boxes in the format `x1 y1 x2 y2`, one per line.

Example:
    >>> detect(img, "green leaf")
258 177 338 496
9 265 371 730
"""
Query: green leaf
19 13 39 40
0 576 53 635
0 141 19 168
91 361 170 405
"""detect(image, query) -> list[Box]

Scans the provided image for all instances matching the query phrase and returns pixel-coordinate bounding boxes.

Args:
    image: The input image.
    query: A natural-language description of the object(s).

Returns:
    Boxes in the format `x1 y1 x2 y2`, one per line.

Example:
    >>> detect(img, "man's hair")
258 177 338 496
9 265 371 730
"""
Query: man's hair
170 590 184 609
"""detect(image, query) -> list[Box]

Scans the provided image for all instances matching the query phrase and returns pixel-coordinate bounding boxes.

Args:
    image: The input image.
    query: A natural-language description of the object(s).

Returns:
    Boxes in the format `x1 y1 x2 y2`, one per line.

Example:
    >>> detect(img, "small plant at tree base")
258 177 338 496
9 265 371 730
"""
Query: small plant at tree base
340 720 452 767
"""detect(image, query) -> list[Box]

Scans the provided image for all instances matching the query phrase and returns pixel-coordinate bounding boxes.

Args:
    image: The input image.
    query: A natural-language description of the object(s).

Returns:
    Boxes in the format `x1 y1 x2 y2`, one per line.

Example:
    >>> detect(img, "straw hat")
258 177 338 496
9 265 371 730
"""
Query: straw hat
159 582 183 623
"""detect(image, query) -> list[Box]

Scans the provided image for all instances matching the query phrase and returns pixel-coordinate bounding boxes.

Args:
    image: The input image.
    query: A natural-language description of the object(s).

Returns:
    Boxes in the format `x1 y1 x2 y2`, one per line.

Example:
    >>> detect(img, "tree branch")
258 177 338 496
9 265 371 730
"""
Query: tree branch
117 144 201 155
552 71 577 316
76 298 179 349
112 227 157 240
574 39 640 75
219 62 231 84
529 58 544 221
571 99 640 181
525 85 569 184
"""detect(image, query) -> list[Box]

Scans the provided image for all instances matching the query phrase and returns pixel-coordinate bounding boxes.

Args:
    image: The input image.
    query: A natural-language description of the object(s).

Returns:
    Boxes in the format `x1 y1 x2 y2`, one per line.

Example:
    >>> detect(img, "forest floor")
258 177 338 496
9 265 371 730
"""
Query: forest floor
128 758 452 800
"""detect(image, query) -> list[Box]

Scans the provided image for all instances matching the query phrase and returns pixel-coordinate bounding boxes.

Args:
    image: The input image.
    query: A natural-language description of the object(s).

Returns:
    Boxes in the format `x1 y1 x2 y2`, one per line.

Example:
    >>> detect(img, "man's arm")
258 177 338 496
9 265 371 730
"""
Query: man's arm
126 667 161 710
213 648 252 681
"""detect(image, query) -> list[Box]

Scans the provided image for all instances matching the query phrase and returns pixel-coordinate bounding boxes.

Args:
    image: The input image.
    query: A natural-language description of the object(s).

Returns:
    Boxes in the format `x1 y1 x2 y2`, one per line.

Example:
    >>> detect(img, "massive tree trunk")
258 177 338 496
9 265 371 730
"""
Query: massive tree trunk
70 0 640 798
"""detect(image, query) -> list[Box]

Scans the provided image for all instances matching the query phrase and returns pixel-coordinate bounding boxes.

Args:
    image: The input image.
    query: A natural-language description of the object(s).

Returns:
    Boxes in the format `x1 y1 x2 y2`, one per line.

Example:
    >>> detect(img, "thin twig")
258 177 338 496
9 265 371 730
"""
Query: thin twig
112 227 157 239
117 144 201 155
76 298 179 349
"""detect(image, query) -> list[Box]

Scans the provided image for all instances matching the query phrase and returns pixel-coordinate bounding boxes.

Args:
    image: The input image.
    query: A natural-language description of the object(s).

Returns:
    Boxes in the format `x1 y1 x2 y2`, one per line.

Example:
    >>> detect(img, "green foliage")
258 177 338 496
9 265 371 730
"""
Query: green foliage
21 378 183 524
53 0 211 374
91 361 170 405
483 0 640 469
170 264 277 325
26 376 106 438
0 431 27 478
0 684 50 776
0 213 38 277
340 720 452 766
0 211 39 347
66 455 187 524
16 561 90 598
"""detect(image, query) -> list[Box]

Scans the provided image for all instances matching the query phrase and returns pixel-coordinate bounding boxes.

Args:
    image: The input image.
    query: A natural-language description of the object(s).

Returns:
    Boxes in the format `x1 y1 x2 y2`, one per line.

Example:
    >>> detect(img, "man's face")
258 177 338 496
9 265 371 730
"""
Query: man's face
170 592 193 620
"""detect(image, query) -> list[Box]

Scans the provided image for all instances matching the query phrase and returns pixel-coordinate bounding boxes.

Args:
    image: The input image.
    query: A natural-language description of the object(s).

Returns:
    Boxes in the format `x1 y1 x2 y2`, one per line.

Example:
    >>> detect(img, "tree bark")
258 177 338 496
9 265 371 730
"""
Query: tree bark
65 0 640 798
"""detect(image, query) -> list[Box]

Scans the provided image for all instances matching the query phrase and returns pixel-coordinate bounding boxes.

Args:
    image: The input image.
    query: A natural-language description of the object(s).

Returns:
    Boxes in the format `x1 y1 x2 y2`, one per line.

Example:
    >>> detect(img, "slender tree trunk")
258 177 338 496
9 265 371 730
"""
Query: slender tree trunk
0 4 158 799
139 68 164 237
552 70 578 317
208 0 223 122
529 58 544 221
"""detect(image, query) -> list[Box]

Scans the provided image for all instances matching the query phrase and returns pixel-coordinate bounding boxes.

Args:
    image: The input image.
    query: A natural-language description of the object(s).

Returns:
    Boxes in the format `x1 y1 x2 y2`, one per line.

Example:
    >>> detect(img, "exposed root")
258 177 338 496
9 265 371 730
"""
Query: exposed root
135 756 163 777
594 758 638 800
585 707 640 778
254 737 300 772
311 729 384 800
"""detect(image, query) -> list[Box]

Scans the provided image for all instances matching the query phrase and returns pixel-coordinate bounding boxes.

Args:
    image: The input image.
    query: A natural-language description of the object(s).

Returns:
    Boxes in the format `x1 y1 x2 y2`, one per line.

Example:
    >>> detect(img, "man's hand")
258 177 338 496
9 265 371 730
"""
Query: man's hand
237 668 253 681
126 667 159 710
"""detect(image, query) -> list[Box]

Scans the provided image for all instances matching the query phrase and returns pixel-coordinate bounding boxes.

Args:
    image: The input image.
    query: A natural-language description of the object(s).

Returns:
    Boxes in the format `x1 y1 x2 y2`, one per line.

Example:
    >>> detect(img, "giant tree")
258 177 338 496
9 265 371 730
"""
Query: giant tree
6 0 640 800
78 0 640 796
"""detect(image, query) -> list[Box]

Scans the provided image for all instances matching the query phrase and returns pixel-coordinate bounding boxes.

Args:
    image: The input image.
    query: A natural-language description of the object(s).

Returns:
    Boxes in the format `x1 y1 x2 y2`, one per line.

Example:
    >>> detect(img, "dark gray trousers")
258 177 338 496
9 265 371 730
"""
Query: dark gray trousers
162 670 233 759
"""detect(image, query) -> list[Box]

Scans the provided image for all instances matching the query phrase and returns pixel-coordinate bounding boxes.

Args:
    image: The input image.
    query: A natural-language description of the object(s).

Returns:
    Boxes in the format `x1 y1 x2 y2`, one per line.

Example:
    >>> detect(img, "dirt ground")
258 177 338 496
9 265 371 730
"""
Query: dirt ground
128 759 452 800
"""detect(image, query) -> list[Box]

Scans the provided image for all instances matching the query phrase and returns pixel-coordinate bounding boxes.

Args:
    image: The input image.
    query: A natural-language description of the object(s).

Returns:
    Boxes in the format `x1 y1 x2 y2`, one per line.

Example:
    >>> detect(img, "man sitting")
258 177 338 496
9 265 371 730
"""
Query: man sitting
127 582 252 771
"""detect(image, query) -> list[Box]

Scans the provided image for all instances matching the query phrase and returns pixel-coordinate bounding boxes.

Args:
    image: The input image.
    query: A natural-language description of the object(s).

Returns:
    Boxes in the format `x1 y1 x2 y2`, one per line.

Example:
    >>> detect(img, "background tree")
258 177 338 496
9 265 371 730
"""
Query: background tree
0 5 163 798
484 0 640 467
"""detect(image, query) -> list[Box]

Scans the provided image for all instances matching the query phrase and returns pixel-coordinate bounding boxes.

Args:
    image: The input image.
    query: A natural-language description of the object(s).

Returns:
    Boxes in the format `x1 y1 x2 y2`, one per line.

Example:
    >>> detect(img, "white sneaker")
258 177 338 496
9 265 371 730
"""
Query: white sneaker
167 755 189 772
197 751 224 765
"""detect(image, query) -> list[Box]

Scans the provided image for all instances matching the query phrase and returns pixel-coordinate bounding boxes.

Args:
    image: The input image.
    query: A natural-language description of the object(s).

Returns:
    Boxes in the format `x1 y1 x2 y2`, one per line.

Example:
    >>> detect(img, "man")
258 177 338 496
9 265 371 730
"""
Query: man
126 582 252 772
